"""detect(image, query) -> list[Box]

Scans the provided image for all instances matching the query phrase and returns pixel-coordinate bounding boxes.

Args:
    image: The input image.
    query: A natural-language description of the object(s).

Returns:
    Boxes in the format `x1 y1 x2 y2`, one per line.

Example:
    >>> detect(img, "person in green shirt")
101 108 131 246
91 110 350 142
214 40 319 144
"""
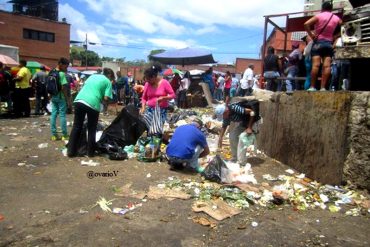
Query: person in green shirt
13 60 31 117
67 68 114 157
50 58 72 141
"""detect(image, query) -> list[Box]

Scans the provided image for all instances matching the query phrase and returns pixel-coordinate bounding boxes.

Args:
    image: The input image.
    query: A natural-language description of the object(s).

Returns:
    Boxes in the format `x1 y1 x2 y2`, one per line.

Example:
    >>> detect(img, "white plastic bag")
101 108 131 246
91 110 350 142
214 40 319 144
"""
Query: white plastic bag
237 132 257 164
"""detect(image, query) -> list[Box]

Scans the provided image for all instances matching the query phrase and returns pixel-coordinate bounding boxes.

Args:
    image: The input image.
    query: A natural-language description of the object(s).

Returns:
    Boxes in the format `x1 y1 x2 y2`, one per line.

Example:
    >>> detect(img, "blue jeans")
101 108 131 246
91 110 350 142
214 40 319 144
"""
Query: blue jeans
215 88 223 101
304 57 312 90
285 66 298 92
264 71 279 92
50 96 67 136
167 145 203 170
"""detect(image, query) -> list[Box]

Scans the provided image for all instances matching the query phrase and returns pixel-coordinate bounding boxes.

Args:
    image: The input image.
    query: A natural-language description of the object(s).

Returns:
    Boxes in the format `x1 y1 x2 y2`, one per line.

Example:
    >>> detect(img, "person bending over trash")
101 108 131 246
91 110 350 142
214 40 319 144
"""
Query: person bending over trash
166 119 210 173
216 100 260 162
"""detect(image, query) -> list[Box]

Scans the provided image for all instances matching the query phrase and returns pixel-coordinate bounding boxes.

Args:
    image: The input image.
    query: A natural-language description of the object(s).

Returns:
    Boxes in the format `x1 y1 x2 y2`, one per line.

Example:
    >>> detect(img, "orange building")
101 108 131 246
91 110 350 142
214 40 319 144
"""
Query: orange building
0 10 70 67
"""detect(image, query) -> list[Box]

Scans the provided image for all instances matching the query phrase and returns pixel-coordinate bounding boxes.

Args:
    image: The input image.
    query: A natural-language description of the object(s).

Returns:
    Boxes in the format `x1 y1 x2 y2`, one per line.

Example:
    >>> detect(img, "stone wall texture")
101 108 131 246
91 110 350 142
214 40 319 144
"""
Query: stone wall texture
257 92 370 189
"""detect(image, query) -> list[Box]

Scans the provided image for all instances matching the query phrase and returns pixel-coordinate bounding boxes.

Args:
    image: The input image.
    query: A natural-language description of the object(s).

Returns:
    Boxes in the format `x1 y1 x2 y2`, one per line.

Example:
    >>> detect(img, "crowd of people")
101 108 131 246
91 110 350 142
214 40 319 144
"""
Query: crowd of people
0 1 346 174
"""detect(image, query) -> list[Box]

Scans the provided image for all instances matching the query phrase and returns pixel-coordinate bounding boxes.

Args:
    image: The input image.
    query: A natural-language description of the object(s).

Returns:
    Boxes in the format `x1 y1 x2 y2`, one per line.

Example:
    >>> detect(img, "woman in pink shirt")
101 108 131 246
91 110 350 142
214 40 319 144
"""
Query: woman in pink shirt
140 64 175 127
224 71 232 101
304 1 342 91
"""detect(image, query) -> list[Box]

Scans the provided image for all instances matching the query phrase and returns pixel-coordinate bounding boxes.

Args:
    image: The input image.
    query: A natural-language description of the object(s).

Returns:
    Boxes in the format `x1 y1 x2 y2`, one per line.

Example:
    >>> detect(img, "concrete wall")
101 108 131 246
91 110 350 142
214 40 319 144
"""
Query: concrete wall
343 93 370 189
257 91 370 189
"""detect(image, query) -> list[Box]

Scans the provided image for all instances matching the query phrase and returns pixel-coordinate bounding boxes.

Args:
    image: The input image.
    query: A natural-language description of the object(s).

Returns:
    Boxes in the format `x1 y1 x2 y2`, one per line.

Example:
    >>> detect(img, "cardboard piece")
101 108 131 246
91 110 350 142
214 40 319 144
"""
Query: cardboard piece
114 183 146 199
192 199 241 221
147 186 191 200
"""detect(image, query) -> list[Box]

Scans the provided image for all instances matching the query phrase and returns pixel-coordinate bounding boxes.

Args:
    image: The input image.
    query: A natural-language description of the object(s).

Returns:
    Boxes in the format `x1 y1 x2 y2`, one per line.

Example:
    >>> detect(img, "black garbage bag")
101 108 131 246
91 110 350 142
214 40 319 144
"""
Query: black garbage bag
66 121 106 156
168 110 198 124
97 104 147 158
201 155 227 183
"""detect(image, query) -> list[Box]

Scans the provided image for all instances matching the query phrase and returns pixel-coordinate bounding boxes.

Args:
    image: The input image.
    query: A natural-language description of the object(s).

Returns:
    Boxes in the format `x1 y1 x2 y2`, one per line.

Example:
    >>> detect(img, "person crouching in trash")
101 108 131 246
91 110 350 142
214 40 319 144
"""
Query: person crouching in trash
216 99 260 163
166 119 210 173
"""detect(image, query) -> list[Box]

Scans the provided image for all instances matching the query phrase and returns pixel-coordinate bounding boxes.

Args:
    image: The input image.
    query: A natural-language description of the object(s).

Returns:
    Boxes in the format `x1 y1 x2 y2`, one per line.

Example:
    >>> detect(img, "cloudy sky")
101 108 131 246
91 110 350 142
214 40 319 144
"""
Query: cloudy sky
3 0 305 63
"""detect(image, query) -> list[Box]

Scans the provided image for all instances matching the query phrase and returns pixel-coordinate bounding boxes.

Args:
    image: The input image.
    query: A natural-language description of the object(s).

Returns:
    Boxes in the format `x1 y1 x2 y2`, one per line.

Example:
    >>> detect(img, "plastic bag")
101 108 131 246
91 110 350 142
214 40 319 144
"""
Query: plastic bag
201 155 227 183
137 136 162 162
237 132 257 164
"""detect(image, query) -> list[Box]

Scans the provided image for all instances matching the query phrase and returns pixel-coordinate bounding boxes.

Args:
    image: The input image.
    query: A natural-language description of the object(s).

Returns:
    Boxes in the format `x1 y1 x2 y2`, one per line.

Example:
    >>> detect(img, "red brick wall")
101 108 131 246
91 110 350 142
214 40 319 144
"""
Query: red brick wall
235 58 262 75
0 10 70 67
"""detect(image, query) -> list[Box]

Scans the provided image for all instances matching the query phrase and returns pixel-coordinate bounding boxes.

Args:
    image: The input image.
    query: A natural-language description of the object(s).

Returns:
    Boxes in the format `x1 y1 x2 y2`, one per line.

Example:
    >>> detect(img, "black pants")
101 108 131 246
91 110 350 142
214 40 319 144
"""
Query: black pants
13 88 30 117
67 102 99 157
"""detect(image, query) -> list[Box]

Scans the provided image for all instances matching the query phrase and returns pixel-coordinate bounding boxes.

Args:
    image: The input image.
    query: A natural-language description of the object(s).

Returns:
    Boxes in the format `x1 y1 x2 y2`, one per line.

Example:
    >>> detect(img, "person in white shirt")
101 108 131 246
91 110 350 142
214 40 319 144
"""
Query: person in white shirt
215 74 225 101
178 71 191 108
240 64 254 96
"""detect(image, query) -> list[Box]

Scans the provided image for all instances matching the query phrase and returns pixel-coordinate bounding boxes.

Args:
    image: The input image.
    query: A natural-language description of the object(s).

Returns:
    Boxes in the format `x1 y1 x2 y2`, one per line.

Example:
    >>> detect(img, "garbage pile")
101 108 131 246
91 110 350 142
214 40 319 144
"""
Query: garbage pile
157 169 370 217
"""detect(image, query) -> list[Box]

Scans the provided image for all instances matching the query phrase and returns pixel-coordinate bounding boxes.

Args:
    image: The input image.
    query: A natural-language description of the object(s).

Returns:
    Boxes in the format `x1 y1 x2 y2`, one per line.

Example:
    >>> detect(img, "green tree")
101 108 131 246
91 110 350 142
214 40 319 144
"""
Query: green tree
70 46 101 66
148 49 165 61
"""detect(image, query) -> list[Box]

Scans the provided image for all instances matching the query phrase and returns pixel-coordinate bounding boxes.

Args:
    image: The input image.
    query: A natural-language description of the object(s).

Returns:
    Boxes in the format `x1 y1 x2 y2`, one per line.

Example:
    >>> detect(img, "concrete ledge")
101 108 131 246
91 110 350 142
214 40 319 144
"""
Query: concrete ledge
257 91 370 189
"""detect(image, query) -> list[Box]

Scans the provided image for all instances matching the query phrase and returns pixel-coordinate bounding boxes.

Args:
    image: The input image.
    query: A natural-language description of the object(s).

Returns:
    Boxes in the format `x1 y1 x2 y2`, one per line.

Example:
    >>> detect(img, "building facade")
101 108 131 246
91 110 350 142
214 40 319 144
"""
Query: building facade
0 10 70 67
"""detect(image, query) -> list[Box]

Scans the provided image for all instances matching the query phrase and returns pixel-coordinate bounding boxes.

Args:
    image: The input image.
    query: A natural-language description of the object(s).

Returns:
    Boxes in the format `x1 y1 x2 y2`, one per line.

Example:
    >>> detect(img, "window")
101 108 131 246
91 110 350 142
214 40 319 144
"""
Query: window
23 28 55 42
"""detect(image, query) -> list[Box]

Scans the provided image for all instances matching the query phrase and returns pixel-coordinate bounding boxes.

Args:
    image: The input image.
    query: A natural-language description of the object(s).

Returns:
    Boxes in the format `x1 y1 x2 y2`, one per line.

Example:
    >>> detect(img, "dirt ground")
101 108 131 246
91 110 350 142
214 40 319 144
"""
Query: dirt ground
0 113 369 247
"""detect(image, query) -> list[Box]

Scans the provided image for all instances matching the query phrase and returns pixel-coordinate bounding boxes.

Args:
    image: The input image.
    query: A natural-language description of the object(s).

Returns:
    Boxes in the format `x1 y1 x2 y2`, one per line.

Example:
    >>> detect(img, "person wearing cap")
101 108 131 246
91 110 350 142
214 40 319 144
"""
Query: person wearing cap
166 120 210 173
32 66 50 115
284 42 302 92
216 100 260 162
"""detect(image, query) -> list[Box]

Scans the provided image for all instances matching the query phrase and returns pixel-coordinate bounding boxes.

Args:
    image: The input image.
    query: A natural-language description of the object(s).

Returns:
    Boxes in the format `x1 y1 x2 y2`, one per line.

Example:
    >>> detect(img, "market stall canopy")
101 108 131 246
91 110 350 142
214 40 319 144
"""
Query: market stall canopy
0 54 19 67
149 47 216 66
68 67 80 73
163 68 183 76
189 69 205 76
26 61 42 68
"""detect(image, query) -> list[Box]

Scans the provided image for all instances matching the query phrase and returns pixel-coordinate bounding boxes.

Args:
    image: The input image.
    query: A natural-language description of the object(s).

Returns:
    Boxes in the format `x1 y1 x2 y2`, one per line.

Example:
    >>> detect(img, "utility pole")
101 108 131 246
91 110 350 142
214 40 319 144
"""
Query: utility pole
84 33 88 70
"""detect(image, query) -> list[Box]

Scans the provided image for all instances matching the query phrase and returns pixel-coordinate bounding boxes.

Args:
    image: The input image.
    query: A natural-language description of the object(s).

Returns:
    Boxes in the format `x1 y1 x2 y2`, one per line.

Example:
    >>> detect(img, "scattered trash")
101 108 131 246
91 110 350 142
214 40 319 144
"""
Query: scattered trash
147 186 191 200
251 221 258 227
79 209 88 214
17 162 26 167
81 160 100 167
146 173 151 178
62 148 67 157
6 133 18 136
38 143 48 149
0 214 4 221
285 169 295 174
112 208 129 215
114 183 146 199
192 216 217 228
95 197 114 213
328 205 341 213
192 199 241 221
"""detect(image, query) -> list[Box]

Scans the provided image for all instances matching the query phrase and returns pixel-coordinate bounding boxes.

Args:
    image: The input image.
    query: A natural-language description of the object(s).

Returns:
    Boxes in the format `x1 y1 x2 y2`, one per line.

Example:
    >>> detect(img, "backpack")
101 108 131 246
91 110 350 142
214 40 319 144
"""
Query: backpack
46 69 61 96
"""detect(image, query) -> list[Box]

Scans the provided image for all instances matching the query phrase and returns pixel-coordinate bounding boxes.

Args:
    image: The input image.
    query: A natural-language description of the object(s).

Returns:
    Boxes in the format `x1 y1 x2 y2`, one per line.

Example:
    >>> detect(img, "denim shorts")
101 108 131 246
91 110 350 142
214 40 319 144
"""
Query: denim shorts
311 40 333 58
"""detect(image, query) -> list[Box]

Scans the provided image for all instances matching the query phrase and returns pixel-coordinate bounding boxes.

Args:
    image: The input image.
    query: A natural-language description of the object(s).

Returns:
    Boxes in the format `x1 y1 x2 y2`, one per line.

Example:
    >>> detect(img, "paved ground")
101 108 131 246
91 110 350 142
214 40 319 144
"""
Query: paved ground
0 114 369 247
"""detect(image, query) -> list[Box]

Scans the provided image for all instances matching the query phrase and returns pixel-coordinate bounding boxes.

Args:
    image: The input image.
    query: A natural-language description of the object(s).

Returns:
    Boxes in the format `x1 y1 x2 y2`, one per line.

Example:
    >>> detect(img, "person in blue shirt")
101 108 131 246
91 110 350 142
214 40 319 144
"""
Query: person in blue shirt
166 119 210 173
202 67 215 98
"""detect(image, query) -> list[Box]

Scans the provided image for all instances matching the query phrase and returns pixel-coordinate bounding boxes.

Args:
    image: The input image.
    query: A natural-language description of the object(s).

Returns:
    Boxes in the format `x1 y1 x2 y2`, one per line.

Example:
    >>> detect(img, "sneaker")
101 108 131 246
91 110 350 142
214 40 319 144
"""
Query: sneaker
320 88 327 92
61 135 69 141
307 87 317 92
51 135 58 141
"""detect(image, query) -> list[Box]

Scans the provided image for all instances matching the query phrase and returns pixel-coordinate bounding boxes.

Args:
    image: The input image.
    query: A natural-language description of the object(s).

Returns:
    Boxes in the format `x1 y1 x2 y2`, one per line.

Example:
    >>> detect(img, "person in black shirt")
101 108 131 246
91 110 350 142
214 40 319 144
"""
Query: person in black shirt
216 99 260 162
263 46 281 92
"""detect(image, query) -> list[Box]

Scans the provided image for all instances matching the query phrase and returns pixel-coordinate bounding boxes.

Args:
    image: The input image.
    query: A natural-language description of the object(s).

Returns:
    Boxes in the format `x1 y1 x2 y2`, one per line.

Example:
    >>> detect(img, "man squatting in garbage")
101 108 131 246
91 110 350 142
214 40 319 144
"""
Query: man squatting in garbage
216 99 260 162
166 118 210 173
